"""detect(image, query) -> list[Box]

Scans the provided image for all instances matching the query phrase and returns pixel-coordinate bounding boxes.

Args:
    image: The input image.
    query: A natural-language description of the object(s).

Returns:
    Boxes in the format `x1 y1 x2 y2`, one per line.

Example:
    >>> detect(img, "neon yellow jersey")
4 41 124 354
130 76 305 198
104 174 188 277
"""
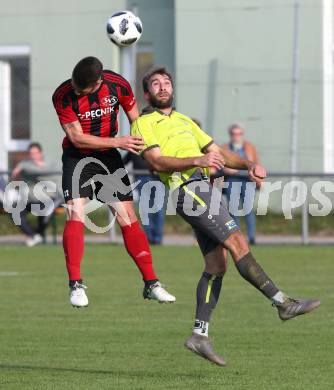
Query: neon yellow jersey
131 108 213 190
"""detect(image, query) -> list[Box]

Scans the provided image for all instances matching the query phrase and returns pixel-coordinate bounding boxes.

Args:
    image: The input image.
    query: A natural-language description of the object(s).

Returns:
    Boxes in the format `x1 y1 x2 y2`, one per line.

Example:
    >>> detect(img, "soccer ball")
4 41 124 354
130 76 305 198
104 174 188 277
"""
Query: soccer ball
106 11 143 47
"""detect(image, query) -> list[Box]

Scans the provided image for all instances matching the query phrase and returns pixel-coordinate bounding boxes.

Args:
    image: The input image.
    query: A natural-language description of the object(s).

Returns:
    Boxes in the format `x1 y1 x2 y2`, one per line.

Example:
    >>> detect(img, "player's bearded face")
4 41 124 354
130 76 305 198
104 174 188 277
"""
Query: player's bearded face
147 75 174 109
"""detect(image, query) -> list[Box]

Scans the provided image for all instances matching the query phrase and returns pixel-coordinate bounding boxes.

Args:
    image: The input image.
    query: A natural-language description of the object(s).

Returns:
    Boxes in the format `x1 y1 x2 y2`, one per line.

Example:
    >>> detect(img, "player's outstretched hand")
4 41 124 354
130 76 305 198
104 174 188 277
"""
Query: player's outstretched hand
195 152 225 170
116 135 145 154
248 163 267 185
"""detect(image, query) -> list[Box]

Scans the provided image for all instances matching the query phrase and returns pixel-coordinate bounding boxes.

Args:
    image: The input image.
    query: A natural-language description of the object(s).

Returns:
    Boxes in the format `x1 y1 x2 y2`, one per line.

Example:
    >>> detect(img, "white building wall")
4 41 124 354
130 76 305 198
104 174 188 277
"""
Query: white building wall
0 0 125 168
175 0 323 173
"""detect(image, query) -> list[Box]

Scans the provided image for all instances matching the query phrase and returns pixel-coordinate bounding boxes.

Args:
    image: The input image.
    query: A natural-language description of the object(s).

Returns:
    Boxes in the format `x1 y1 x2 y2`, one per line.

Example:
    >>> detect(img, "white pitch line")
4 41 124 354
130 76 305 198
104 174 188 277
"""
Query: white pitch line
0 272 20 276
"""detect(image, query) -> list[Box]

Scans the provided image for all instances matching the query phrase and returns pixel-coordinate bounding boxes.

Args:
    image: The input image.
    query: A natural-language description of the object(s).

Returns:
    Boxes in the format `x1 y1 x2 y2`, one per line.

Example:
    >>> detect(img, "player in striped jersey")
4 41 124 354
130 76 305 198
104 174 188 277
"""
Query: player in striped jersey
52 57 175 307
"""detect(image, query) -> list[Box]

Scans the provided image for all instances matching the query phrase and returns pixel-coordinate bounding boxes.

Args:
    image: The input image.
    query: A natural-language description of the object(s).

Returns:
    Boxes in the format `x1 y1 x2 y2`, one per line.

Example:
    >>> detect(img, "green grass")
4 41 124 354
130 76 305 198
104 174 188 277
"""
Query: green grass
0 245 333 389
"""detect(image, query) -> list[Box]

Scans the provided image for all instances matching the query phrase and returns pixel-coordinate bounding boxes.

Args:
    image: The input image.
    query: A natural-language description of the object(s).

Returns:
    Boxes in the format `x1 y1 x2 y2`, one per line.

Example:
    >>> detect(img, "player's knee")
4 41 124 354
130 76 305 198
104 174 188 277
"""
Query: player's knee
116 213 137 227
112 202 138 227
216 255 228 276
205 265 226 277
205 258 227 277
66 201 85 222
204 244 228 276
224 231 249 260
214 263 227 277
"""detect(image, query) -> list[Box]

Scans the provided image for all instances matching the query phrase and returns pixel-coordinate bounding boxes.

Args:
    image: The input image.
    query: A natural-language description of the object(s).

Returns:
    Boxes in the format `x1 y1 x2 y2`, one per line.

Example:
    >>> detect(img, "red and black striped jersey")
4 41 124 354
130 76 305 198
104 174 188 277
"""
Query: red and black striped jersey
52 70 136 154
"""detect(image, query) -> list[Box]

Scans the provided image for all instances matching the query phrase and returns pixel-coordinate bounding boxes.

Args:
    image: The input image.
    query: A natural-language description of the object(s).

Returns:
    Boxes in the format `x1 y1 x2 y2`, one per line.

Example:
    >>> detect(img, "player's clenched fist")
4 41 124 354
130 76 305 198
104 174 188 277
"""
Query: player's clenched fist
195 152 225 170
115 135 145 154
248 162 267 184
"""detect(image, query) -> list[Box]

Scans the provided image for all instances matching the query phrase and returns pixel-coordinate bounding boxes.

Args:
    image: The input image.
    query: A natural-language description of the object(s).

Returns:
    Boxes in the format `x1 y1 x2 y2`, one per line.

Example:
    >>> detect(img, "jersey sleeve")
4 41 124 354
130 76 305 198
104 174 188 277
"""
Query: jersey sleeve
52 90 78 125
189 119 214 152
118 78 136 113
131 118 160 155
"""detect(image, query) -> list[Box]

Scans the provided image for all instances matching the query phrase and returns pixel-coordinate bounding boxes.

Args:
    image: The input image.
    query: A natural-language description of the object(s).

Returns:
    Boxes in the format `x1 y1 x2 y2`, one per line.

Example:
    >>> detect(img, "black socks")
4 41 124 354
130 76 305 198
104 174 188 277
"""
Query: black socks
195 272 223 323
235 252 279 299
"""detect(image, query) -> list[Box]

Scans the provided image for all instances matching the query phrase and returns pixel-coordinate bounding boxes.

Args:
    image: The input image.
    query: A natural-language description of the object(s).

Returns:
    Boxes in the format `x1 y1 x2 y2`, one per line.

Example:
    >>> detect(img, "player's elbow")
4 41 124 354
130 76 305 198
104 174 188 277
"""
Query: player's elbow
143 155 162 172
149 160 163 172
70 134 85 149
143 154 169 172
150 159 169 172
71 140 84 149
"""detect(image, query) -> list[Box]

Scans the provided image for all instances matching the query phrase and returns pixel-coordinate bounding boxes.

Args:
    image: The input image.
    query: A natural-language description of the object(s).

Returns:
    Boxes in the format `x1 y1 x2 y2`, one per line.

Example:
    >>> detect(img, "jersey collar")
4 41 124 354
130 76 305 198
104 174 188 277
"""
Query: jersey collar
141 105 175 116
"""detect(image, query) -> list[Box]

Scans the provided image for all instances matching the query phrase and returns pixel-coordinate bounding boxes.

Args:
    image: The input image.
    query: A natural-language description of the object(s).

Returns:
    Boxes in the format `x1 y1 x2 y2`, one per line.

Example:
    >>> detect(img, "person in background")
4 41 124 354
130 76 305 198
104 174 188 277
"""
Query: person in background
123 152 166 245
222 124 259 245
11 142 63 246
0 175 6 208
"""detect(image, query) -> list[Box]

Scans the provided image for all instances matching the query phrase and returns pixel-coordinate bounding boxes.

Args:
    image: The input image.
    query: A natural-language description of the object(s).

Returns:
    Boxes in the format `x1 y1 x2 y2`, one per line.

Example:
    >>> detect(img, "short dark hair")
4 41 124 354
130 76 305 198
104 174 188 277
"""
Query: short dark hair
142 66 173 93
72 56 103 89
28 142 42 151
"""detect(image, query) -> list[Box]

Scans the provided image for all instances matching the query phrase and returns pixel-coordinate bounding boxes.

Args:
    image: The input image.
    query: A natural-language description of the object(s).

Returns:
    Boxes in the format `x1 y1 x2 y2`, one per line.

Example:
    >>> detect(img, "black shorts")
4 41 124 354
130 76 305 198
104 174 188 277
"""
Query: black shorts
173 180 239 256
62 147 133 203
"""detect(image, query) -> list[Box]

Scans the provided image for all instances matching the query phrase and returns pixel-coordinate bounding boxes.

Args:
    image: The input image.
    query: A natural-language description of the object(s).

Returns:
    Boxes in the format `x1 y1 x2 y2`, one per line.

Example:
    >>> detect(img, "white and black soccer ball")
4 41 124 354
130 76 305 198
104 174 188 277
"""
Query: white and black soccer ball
106 11 143 47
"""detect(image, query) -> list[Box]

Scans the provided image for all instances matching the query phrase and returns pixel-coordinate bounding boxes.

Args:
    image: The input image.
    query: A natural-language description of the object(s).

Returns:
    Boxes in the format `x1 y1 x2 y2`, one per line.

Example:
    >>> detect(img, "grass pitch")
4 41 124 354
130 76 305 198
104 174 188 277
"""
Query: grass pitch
0 244 333 389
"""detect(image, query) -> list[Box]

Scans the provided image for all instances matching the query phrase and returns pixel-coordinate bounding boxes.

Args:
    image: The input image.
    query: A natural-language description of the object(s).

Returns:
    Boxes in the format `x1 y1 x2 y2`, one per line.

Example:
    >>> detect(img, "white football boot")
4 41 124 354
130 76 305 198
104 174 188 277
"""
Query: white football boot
143 281 176 303
26 234 43 247
70 281 89 308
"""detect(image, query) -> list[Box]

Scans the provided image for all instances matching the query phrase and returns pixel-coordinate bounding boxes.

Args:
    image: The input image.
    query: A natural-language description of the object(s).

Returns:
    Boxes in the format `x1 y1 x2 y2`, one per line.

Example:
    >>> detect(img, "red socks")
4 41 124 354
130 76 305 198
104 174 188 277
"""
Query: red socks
63 220 84 281
121 221 158 282
63 220 157 283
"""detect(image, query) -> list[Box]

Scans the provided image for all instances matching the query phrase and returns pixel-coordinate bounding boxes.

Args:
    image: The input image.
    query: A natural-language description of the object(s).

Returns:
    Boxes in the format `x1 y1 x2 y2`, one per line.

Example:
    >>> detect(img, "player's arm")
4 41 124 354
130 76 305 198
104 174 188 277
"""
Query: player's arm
11 164 22 179
206 142 266 184
131 118 223 171
219 144 238 175
125 103 139 124
62 121 144 154
118 77 139 124
142 147 224 172
205 143 249 169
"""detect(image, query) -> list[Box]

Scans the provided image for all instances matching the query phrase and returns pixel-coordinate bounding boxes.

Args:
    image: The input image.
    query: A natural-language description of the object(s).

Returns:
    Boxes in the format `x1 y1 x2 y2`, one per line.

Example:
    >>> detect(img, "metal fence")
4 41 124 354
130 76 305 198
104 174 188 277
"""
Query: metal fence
1 170 334 245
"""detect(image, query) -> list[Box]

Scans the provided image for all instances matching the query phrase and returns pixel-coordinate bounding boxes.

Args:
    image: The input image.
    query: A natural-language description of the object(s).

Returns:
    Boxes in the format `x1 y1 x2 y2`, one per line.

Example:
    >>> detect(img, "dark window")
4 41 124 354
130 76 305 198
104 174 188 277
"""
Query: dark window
0 55 30 140
10 56 30 139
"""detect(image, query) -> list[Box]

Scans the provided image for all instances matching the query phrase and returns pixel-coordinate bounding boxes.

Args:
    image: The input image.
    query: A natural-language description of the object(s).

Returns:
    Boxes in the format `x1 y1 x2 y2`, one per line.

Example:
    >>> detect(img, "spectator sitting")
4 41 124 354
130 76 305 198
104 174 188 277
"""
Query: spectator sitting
123 152 166 245
222 124 259 245
11 142 63 247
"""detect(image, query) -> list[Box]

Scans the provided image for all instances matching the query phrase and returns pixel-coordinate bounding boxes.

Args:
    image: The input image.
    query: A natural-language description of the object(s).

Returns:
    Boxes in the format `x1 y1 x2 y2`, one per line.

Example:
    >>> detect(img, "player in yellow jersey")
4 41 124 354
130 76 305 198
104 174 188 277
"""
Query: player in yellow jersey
131 66 320 366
